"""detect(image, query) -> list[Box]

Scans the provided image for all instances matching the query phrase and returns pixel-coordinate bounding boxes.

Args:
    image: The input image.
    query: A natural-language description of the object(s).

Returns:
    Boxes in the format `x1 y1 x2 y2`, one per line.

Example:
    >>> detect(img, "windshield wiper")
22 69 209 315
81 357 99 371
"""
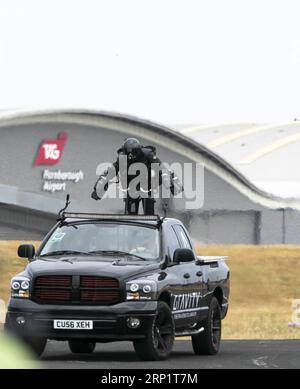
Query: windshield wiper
39 250 90 257
88 250 147 261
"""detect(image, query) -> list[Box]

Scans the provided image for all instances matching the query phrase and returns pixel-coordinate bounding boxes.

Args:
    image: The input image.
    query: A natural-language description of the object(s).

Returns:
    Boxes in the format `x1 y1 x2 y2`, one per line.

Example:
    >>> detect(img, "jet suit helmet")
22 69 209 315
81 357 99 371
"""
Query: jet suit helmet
123 138 142 162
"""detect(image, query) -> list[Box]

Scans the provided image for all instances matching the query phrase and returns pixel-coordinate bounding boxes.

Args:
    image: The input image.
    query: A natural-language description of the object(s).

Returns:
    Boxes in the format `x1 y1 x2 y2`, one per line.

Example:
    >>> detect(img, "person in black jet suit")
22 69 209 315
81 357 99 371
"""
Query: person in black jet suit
91 138 183 215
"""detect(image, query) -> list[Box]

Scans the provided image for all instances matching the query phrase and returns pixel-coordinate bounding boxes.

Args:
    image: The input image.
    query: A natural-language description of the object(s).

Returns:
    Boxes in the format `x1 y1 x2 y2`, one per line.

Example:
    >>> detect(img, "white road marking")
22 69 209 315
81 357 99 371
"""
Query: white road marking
252 356 269 368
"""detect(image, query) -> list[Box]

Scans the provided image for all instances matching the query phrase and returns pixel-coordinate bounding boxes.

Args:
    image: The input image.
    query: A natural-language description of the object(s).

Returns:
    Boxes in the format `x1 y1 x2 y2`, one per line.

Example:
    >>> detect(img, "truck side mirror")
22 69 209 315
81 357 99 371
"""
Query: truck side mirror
173 248 195 263
18 244 35 260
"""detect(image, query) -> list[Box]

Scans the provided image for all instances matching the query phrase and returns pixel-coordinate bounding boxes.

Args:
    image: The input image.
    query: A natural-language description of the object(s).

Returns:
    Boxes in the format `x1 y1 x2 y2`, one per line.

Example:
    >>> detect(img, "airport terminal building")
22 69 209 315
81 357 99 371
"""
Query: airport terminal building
0 109 300 244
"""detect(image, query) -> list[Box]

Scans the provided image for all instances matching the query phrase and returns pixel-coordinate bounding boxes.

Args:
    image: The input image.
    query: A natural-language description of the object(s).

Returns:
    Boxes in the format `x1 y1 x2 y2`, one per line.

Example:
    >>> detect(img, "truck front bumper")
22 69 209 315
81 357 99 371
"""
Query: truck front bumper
5 298 157 341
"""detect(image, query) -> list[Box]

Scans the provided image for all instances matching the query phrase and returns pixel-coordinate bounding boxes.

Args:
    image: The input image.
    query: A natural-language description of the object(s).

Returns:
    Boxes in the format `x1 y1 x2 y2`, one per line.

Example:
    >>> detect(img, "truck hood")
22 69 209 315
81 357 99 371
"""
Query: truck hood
26 256 160 281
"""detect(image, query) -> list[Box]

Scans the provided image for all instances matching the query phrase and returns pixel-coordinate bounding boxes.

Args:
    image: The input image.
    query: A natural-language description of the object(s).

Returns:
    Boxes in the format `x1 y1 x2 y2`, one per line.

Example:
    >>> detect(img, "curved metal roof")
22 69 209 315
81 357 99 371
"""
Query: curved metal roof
174 121 300 199
0 109 300 211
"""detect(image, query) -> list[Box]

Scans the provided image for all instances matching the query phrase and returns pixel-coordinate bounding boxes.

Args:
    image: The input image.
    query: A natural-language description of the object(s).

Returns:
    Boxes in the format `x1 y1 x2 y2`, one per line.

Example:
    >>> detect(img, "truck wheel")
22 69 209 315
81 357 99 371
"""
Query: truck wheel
24 337 47 357
68 340 96 354
192 297 221 355
133 301 174 361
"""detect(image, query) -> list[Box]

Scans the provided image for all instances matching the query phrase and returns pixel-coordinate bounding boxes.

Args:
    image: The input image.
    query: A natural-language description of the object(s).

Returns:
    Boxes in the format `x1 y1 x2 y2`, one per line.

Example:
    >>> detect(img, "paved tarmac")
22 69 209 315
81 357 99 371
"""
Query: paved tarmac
38 339 300 369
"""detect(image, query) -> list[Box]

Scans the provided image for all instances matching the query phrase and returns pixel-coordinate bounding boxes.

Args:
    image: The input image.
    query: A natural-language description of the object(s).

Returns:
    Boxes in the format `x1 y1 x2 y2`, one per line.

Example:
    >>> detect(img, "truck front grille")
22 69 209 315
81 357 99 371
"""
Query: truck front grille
35 275 72 287
32 275 120 305
34 289 72 301
80 276 120 304
80 276 119 288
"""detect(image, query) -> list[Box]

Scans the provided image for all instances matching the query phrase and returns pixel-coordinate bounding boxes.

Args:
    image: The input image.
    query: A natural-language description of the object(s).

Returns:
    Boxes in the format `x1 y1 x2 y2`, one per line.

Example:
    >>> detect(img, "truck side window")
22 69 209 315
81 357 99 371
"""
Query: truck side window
167 226 181 261
173 225 192 250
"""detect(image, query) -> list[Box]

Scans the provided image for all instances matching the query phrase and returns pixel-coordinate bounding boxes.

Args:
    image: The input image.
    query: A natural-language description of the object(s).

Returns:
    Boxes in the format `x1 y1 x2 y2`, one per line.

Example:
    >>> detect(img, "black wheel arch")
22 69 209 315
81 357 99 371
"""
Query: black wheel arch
212 286 223 308
212 286 229 319
158 290 172 308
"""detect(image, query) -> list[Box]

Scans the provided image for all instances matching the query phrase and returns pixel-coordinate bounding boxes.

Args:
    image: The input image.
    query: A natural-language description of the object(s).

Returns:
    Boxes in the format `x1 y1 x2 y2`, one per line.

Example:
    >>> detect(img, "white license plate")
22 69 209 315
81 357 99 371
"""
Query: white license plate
54 320 93 330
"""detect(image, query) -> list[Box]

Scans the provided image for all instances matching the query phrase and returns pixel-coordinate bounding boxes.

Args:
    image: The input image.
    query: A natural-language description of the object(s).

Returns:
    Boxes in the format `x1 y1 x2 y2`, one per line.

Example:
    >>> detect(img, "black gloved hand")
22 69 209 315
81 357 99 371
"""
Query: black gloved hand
91 190 101 201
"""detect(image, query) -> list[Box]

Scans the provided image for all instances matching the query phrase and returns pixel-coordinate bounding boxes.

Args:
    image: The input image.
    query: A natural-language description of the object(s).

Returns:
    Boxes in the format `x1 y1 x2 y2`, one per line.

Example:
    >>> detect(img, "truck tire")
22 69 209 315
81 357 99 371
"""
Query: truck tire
192 297 221 355
68 340 96 354
133 301 174 361
24 337 47 357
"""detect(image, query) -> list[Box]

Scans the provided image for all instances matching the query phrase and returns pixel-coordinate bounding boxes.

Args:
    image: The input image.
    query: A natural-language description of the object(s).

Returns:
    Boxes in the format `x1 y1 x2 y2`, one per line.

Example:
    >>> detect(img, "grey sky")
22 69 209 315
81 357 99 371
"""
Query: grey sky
0 0 300 124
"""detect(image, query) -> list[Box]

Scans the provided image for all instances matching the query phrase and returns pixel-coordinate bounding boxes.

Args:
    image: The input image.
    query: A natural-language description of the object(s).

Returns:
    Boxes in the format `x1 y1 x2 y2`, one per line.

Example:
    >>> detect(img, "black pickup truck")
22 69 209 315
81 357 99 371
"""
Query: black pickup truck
5 213 230 361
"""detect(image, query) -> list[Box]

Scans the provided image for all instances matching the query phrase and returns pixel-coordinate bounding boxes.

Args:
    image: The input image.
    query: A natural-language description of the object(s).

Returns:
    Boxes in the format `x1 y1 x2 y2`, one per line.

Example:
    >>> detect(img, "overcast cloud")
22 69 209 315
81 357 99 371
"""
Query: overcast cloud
0 0 300 124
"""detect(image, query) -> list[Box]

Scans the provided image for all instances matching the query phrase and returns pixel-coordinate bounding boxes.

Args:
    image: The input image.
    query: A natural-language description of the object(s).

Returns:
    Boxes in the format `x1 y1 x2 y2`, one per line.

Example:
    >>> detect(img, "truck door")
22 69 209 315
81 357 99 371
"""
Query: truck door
173 225 205 326
165 225 195 329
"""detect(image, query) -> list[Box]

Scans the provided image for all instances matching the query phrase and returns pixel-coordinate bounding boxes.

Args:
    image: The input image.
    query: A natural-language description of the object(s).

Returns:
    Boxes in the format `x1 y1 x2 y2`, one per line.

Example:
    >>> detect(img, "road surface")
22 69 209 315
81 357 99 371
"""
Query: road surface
38 339 300 369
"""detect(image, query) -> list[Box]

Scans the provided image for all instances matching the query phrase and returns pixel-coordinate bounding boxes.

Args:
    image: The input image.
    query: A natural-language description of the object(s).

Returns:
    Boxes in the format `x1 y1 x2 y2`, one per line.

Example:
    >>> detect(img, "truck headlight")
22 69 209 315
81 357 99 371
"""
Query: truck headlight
21 280 30 290
126 280 157 301
142 285 152 294
11 277 30 299
12 281 21 291
129 283 139 293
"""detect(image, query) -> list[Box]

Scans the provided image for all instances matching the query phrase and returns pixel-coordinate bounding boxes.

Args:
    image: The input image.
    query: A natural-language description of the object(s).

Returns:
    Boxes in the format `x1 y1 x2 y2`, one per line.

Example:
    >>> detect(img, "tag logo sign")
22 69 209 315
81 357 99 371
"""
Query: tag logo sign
35 132 68 166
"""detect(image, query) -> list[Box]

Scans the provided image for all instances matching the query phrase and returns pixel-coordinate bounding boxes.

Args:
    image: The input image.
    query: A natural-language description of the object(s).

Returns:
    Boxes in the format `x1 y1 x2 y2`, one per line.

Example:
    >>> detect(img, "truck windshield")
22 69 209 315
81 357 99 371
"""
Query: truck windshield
39 223 160 261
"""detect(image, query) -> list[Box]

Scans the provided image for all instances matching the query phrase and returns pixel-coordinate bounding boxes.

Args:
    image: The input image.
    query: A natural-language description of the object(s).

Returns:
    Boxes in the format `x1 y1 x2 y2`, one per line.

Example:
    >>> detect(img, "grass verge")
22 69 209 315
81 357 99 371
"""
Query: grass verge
197 245 300 339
